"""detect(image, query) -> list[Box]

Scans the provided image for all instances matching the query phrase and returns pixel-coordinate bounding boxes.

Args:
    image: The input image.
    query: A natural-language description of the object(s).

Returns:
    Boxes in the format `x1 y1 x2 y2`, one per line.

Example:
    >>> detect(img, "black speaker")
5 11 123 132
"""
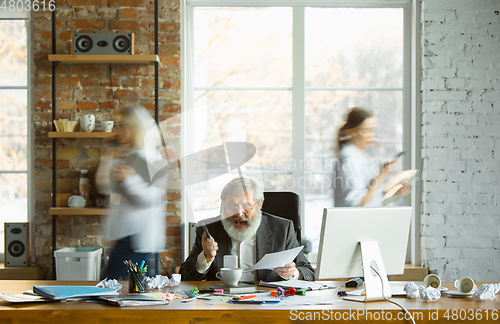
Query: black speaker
73 33 135 55
4 222 29 267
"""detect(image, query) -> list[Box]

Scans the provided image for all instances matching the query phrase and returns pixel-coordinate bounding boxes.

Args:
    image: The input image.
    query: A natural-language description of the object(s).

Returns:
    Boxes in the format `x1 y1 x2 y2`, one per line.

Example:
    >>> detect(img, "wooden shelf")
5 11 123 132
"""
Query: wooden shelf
48 132 114 138
49 208 108 215
0 264 42 280
48 54 159 64
388 263 429 281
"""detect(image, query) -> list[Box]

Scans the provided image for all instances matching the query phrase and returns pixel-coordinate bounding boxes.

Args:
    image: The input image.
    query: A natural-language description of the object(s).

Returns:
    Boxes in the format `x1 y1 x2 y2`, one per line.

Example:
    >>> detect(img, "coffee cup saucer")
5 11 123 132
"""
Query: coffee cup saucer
444 290 475 297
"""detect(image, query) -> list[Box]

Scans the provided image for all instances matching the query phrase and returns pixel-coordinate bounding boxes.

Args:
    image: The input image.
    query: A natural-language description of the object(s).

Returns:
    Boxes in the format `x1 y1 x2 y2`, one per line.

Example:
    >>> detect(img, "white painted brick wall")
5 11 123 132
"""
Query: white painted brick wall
421 0 500 281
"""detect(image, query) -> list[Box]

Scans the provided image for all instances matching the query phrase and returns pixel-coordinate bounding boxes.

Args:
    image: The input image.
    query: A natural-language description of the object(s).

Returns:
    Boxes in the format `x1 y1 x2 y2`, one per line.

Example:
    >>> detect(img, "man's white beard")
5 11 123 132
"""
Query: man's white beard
221 209 262 242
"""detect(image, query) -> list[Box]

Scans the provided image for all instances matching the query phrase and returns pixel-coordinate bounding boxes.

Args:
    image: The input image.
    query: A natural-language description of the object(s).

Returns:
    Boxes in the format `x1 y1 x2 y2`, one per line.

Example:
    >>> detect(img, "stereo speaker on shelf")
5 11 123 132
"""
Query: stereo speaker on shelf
4 222 30 267
72 33 135 55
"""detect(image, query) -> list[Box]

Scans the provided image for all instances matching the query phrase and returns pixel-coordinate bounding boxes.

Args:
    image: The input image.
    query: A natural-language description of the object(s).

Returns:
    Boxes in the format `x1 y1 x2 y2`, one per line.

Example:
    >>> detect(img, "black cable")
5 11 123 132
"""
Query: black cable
109 64 115 109
370 266 416 324
29 260 46 280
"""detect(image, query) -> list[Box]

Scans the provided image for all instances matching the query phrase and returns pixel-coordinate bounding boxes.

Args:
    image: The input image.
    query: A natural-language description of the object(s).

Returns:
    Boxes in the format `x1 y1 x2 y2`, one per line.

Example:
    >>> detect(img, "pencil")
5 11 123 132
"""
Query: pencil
234 294 257 301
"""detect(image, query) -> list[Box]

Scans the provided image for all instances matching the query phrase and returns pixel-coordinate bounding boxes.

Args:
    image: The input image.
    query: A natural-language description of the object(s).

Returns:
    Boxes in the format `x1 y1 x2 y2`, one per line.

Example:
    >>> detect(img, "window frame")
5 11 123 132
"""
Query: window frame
181 0 421 265
0 9 32 263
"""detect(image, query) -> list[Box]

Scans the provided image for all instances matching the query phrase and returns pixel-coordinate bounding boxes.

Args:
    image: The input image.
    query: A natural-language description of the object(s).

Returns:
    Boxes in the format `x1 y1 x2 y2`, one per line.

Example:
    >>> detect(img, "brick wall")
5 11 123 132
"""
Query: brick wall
32 0 182 278
421 0 500 281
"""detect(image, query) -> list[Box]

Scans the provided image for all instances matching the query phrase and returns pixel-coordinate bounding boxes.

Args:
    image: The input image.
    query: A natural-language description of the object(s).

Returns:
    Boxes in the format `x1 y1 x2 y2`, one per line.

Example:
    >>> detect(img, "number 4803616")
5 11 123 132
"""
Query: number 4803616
0 1 56 11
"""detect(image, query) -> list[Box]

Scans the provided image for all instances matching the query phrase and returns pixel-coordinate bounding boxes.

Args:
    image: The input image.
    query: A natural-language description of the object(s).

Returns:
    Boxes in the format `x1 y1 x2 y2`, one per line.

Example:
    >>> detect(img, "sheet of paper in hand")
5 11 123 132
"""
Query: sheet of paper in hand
383 169 417 204
247 246 303 271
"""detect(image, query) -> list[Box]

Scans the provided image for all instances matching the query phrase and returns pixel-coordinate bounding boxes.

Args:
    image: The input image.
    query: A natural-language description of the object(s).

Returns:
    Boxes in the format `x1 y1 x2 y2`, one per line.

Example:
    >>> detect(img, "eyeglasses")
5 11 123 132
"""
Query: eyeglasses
225 201 260 214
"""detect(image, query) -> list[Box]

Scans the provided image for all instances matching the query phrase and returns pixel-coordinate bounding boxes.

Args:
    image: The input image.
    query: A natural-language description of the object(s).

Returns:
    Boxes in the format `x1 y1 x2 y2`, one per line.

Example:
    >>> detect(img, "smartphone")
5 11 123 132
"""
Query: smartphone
395 151 407 158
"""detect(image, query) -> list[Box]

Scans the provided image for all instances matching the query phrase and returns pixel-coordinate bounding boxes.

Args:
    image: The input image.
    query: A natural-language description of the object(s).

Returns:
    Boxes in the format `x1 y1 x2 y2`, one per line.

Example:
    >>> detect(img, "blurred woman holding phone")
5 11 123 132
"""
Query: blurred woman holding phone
96 105 166 279
334 107 410 207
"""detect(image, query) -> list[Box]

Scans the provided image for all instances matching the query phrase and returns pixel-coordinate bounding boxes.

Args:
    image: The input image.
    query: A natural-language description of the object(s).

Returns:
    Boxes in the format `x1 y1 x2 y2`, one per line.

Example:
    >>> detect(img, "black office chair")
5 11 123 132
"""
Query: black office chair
261 191 302 243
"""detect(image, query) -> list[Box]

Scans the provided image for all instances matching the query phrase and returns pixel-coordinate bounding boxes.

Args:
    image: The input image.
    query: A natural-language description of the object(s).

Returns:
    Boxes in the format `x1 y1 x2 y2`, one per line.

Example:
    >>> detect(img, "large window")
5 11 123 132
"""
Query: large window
183 1 411 257
0 11 30 260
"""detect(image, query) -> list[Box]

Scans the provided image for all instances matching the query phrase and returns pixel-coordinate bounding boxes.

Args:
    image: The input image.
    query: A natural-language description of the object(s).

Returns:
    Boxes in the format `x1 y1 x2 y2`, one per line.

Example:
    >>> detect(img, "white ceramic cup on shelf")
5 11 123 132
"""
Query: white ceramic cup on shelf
215 267 242 286
102 121 114 132
79 114 95 132
68 195 86 208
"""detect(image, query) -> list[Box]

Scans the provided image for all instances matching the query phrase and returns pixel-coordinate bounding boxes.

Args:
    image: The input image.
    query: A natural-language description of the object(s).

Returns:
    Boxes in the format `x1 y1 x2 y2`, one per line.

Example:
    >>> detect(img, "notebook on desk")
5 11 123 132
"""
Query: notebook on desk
32 286 118 300
210 282 260 294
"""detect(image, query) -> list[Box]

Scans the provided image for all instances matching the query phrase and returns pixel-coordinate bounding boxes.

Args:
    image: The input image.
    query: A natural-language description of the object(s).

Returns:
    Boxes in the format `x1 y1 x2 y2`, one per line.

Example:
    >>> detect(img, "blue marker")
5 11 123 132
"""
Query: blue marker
138 260 145 271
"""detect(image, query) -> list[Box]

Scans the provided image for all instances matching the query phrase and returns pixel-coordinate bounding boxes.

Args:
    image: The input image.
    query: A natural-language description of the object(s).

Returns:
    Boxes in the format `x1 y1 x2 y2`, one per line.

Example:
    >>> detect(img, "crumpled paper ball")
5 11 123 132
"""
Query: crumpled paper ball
145 274 181 289
419 286 441 302
96 278 123 290
474 283 500 301
404 282 420 299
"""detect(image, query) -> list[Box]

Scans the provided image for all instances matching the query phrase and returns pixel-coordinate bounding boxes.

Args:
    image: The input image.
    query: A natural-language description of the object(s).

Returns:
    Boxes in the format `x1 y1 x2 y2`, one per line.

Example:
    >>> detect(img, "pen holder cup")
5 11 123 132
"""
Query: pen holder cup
128 271 147 293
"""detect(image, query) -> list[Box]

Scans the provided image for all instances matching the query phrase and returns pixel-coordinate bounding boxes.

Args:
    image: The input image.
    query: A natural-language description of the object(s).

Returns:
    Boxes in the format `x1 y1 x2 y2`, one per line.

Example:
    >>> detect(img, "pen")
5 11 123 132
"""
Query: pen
197 294 212 300
233 294 257 301
182 296 197 303
182 293 211 302
213 292 234 296
202 224 212 239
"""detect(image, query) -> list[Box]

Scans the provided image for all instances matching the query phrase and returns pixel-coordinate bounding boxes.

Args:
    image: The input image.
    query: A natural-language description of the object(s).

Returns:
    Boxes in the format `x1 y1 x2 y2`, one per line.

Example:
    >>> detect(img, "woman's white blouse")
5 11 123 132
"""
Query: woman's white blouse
334 143 383 207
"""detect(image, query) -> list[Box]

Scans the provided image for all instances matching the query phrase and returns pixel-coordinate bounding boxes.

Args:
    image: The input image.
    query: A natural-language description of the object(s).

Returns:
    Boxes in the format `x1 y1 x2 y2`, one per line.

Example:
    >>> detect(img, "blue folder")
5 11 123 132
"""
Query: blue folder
33 286 118 300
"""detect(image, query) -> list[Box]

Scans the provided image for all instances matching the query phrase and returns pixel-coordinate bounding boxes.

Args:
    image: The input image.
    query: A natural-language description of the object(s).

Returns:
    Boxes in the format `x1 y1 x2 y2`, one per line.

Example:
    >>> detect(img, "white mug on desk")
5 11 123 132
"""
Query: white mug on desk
80 114 95 132
455 277 476 294
423 274 441 289
215 268 242 286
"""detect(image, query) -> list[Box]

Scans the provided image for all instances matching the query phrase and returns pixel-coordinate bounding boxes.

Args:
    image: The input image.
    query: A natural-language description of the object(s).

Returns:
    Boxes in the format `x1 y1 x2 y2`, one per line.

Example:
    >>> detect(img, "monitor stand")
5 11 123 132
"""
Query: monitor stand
343 241 392 302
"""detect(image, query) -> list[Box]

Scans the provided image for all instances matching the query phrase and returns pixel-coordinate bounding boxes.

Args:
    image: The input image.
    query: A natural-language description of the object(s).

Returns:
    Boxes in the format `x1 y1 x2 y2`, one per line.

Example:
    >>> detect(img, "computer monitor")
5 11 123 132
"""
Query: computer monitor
316 207 412 302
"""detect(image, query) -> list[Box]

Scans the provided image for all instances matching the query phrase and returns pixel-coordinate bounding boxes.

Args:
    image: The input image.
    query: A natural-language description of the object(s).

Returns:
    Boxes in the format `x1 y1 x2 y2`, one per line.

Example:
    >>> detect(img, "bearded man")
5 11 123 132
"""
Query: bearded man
179 177 315 282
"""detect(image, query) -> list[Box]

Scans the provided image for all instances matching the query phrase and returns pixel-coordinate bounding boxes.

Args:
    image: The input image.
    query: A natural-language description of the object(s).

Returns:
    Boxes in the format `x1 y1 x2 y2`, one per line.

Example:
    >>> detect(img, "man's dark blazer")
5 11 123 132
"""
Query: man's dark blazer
179 212 315 281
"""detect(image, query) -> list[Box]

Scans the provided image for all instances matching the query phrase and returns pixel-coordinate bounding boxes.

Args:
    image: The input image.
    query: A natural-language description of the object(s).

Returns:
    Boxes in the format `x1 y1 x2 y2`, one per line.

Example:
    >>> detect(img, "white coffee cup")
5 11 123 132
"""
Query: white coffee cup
455 277 476 294
80 114 95 132
68 195 86 208
423 274 441 289
102 121 114 132
215 267 242 286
